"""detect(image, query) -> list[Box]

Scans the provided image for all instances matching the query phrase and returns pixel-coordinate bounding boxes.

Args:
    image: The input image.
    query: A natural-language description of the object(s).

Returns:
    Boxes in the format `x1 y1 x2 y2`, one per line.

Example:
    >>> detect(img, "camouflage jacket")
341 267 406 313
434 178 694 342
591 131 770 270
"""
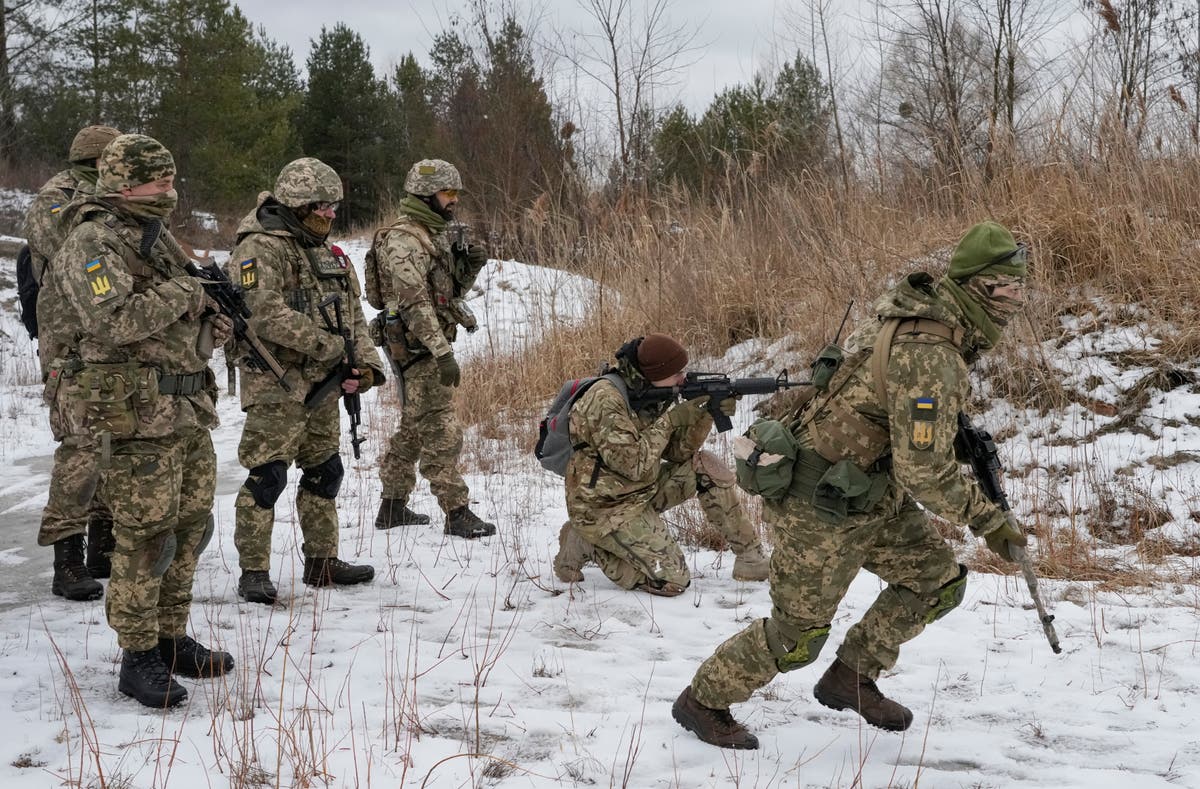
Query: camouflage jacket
376 214 481 359
227 194 384 408
26 168 97 373
47 198 218 439
565 374 712 529
799 272 1007 536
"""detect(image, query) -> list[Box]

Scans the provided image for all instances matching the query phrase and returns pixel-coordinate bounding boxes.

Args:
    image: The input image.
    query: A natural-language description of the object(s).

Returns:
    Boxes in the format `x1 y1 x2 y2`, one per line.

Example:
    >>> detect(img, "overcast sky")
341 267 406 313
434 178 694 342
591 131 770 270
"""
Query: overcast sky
235 0 799 114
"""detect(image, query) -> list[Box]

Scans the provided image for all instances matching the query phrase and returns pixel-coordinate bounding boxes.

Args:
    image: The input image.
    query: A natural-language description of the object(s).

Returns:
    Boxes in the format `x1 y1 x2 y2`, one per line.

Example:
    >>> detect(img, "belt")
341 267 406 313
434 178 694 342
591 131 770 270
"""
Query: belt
158 370 208 396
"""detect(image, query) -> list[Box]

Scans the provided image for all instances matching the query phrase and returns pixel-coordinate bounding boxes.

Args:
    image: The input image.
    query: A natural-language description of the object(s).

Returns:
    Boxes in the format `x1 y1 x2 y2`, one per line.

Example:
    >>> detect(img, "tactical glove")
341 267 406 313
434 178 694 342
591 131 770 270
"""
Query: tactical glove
466 243 489 272
717 395 739 418
983 513 1027 562
435 352 461 388
209 313 234 347
667 396 709 429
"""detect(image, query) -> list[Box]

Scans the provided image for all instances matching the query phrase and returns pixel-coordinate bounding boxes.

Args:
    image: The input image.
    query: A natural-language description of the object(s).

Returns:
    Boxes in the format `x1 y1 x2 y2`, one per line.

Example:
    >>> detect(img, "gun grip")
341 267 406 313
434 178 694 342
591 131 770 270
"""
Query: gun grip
711 402 733 433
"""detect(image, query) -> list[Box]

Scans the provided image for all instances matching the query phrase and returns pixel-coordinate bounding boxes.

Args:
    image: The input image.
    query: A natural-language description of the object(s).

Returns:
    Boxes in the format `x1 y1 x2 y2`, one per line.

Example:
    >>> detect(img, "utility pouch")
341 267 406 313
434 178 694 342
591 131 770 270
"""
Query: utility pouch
43 357 83 406
72 362 153 440
810 343 845 392
733 419 802 500
367 313 387 348
811 458 890 523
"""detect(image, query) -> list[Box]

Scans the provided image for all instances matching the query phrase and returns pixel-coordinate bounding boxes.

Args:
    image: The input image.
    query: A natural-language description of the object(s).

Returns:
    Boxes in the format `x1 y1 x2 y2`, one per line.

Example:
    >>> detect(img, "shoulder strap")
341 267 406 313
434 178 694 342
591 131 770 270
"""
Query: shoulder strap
872 317 963 408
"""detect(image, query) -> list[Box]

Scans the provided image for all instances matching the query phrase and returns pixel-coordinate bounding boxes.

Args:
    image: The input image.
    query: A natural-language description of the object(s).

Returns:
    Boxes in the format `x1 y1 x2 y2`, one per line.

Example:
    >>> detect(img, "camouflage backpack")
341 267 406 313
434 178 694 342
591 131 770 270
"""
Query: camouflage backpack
363 221 436 310
535 372 629 476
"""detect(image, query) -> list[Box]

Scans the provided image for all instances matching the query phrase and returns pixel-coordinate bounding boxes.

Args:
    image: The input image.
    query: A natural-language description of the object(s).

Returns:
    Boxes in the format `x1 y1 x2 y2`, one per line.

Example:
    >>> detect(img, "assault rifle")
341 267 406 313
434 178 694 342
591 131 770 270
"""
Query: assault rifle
183 260 291 392
635 370 809 433
306 295 365 459
955 412 1062 654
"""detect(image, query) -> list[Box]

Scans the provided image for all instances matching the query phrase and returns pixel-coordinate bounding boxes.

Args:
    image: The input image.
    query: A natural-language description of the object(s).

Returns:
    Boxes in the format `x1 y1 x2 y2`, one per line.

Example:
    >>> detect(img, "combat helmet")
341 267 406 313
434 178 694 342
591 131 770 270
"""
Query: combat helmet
97 134 175 193
273 157 343 208
69 125 122 165
404 159 462 196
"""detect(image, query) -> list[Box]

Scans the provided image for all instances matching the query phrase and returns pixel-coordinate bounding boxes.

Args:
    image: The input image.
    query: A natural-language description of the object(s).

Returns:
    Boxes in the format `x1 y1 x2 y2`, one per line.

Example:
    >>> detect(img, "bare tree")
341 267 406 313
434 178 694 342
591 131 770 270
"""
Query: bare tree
553 0 700 189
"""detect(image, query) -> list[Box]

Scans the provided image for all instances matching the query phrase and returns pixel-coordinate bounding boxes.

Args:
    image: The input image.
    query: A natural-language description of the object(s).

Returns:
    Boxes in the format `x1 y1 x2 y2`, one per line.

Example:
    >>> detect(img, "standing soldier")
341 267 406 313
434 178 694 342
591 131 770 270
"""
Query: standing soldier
227 157 383 605
552 334 770 594
370 159 496 539
673 222 1030 748
46 133 235 707
26 124 122 601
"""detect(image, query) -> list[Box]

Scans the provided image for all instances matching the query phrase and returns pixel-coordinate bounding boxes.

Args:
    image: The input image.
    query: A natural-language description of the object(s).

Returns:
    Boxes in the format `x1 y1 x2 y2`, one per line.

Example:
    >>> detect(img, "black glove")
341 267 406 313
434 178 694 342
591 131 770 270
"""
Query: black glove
466 243 489 271
435 352 461 388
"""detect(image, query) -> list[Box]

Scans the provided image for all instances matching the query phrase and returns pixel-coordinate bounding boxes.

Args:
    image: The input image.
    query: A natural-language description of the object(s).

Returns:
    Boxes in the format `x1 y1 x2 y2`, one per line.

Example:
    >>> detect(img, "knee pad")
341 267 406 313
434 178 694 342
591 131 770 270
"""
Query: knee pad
193 514 215 559
763 617 831 673
150 532 178 577
926 564 968 624
299 453 344 500
245 460 288 508
693 449 736 492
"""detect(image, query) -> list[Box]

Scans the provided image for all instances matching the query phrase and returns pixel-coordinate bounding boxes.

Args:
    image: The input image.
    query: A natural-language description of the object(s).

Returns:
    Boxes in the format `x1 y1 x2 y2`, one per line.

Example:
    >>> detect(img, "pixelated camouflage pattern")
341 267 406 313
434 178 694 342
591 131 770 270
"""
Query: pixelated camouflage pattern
102 428 215 650
45 199 218 440
378 355 470 511
374 217 461 358
37 439 101 546
272 157 343 208
26 168 99 374
234 400 342 569
97 133 175 193
404 159 462 196
563 379 757 589
69 125 121 165
226 192 384 408
688 273 1012 709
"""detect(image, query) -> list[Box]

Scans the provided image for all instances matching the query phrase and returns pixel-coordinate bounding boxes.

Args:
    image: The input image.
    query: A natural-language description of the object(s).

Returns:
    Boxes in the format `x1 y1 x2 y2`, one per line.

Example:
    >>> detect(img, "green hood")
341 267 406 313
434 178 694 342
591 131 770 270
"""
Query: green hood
873 272 991 360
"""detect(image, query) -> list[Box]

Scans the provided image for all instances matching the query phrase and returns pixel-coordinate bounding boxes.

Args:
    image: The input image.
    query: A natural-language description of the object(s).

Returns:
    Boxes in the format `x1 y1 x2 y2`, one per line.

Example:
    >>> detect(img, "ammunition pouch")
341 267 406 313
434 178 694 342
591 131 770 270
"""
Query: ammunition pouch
71 362 157 440
367 313 387 348
733 419 802 500
786 448 891 524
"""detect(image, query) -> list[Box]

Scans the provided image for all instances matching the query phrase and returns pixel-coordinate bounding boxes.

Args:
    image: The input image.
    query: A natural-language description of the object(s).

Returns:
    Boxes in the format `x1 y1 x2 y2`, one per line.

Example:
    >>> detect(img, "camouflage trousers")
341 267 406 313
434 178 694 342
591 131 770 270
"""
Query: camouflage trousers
235 399 341 569
38 389 110 546
102 427 216 651
690 485 960 710
379 355 469 512
569 451 758 590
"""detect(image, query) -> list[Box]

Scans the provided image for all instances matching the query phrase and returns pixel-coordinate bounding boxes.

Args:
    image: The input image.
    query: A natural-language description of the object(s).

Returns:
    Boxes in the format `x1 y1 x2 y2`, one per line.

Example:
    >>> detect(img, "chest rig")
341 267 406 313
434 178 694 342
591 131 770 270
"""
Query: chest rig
281 238 354 322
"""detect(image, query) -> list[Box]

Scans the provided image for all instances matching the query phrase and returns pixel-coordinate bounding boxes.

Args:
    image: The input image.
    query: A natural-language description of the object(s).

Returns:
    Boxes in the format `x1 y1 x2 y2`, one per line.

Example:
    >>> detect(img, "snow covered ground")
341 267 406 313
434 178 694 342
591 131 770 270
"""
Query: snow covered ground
0 230 1196 788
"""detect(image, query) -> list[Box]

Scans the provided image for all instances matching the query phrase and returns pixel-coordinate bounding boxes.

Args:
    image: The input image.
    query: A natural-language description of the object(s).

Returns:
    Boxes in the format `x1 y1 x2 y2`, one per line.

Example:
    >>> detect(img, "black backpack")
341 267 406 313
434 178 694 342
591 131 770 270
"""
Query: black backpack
16 245 38 339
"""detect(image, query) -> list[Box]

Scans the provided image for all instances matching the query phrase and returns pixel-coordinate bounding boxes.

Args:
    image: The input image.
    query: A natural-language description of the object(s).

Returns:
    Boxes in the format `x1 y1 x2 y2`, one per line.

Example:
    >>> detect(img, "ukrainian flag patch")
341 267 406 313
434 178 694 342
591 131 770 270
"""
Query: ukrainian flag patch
910 396 938 423
239 257 257 289
50 203 62 214
84 258 116 302
85 258 103 273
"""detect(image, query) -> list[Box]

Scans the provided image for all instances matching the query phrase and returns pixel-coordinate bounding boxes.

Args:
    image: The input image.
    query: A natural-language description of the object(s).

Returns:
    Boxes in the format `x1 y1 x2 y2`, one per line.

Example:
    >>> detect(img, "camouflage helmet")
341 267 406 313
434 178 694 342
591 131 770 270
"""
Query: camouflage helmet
273 157 343 208
97 134 176 193
404 159 463 196
69 125 121 164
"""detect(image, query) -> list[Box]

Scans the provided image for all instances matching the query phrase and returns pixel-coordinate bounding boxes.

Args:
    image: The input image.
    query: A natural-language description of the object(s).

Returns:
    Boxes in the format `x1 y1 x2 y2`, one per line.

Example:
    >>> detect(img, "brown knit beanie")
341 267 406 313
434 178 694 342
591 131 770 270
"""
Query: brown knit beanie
637 333 688 380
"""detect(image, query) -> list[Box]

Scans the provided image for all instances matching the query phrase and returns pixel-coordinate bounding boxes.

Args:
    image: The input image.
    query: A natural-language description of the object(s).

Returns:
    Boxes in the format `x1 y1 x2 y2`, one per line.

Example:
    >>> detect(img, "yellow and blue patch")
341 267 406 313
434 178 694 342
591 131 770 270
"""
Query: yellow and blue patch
239 258 257 290
84 258 116 302
909 396 937 450
49 203 62 214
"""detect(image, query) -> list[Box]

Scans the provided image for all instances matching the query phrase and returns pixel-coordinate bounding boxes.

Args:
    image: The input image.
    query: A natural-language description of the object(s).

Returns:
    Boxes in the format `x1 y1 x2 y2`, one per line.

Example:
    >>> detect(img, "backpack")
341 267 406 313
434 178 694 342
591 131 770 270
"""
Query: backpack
535 372 628 476
16 245 39 339
364 221 438 311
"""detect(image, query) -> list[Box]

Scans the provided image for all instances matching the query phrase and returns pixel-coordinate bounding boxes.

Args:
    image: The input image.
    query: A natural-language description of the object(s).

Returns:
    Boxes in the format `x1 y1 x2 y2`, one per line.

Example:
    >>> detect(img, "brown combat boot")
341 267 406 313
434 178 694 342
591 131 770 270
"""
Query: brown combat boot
671 685 759 750
732 542 770 582
813 659 913 731
552 522 590 583
634 580 686 597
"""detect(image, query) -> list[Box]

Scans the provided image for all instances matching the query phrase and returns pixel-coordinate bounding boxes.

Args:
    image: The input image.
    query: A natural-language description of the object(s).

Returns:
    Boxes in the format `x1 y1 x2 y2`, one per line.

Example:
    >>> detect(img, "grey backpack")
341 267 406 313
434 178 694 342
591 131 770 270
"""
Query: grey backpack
535 372 628 476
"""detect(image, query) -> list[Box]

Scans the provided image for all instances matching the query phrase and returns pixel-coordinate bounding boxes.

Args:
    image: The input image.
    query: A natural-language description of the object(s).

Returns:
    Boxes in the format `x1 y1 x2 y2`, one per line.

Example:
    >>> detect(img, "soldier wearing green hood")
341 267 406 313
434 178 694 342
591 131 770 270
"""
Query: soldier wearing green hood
26 124 122 602
673 221 1030 750
44 133 235 708
370 159 497 539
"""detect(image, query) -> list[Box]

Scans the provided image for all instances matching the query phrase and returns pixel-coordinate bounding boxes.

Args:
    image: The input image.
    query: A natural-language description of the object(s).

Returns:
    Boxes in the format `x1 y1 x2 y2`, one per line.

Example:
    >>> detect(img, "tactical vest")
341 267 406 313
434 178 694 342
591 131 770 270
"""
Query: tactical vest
264 235 357 368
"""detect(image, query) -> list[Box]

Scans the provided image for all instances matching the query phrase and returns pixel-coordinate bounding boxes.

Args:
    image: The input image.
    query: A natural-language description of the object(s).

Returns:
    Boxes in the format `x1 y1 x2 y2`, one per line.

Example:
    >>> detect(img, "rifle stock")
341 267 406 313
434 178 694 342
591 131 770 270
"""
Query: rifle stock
956 413 1062 654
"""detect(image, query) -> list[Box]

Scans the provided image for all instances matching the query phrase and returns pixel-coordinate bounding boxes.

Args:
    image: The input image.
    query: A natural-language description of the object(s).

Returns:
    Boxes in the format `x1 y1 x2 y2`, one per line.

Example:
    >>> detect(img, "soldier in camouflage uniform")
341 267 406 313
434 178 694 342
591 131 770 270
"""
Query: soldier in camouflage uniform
673 222 1030 748
554 334 770 595
226 157 383 605
43 133 235 707
371 159 496 539
27 125 122 601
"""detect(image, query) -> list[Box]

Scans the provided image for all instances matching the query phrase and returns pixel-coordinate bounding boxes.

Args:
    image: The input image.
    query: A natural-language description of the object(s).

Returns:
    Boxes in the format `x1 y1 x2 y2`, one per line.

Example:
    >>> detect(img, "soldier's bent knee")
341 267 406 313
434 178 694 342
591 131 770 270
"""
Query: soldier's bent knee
299 453 343 500
693 449 736 492
926 564 968 623
763 617 831 673
245 460 288 508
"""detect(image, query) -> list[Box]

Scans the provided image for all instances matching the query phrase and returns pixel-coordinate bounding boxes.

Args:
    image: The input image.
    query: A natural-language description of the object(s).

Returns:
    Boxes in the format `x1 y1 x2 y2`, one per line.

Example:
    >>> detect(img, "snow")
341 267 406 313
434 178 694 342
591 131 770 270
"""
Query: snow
0 228 1196 788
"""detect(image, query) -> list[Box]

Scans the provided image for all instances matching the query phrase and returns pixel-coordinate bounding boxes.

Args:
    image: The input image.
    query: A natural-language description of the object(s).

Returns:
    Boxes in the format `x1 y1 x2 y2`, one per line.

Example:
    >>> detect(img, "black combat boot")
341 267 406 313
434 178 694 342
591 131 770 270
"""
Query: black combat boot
445 506 496 539
303 556 375 587
159 634 234 678
374 497 432 530
51 534 103 601
119 647 188 708
813 659 913 731
671 685 759 750
85 511 116 579
237 571 278 605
